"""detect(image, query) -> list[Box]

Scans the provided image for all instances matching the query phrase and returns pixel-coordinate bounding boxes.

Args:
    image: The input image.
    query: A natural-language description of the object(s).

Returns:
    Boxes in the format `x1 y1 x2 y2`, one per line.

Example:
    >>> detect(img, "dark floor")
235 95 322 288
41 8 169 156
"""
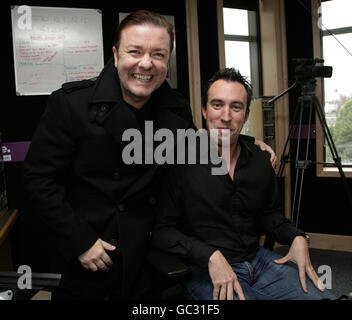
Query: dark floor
274 246 352 298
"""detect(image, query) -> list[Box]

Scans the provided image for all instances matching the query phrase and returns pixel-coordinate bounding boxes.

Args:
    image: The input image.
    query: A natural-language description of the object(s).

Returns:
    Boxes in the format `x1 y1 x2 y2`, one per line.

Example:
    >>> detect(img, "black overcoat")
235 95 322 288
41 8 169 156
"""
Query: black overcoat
23 58 193 298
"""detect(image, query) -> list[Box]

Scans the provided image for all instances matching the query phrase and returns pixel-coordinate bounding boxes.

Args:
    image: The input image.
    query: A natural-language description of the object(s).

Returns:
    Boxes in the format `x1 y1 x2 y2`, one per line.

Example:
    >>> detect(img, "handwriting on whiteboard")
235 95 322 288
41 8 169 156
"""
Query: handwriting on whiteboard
11 6 104 95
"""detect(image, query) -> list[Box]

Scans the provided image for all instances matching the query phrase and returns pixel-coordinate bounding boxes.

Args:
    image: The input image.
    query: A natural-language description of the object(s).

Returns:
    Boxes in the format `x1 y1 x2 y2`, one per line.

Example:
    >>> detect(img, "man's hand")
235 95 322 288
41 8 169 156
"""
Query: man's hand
274 236 325 293
78 238 116 272
254 139 276 168
208 250 245 300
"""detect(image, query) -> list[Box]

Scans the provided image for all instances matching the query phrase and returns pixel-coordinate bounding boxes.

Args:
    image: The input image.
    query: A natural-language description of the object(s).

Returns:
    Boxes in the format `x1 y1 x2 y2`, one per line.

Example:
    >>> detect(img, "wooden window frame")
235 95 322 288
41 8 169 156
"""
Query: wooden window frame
312 0 352 178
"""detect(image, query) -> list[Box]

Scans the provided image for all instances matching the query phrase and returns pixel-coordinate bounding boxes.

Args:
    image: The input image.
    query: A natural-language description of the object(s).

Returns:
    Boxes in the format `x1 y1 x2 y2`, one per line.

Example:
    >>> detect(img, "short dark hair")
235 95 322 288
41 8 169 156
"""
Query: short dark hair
202 68 253 113
113 10 174 54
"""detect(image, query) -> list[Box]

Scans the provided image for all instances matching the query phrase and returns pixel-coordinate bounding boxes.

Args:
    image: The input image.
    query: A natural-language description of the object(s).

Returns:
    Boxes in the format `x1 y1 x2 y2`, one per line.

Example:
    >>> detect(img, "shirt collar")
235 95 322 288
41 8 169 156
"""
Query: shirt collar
236 135 254 168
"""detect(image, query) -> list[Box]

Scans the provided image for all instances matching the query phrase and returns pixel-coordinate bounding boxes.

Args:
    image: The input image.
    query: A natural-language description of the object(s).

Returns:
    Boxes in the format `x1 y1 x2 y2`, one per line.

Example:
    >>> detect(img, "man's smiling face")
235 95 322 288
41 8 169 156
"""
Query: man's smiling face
113 24 170 108
202 79 249 147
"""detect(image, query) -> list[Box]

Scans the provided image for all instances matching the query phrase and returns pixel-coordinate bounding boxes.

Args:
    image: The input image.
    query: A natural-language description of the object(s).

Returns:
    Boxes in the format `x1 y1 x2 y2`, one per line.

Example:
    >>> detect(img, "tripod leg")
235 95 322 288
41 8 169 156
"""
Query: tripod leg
295 98 315 227
314 97 339 160
291 168 300 224
314 97 352 207
265 94 303 251
290 100 307 225
291 96 314 227
294 168 308 227
278 97 304 177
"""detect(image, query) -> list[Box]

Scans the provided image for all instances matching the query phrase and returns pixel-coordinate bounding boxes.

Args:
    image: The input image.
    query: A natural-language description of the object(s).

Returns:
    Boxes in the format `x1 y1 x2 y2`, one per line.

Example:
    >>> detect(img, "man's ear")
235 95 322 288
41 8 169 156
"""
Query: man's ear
112 46 118 68
201 105 207 119
244 112 250 123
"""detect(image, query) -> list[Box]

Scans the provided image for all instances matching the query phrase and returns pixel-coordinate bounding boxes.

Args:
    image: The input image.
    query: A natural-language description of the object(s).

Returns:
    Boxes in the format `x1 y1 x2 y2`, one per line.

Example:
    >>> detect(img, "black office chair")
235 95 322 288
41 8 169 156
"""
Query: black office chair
147 248 192 300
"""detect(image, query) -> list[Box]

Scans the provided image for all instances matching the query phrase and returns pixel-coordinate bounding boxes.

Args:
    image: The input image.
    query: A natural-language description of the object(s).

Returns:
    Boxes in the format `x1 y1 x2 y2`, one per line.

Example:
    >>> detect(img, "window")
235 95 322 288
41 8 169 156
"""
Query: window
222 7 261 136
319 0 352 168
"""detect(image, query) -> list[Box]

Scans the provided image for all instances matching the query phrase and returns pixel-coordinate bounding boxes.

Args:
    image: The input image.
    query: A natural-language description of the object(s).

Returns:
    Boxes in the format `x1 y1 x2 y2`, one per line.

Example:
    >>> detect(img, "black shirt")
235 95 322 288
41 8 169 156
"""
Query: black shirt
152 136 304 268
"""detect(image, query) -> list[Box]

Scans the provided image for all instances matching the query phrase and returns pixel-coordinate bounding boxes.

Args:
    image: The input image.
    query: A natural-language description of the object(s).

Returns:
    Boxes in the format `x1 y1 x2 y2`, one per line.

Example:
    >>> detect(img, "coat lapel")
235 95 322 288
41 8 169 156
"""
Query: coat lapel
101 102 139 146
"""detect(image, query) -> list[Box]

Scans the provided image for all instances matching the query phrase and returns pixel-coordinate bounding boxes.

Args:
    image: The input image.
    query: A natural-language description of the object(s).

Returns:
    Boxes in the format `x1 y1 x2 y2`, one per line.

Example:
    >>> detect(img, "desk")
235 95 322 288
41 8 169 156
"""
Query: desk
0 209 19 271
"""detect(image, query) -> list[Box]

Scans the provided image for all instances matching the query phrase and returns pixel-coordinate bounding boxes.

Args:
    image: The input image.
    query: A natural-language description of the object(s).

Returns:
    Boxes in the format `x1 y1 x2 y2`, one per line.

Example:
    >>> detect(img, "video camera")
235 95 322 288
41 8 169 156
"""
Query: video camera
294 58 333 81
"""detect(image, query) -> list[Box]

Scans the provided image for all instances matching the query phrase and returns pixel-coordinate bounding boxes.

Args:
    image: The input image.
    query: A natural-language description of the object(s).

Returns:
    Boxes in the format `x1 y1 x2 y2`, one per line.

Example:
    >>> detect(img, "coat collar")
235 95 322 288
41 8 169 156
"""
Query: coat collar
90 56 191 141
89 57 122 104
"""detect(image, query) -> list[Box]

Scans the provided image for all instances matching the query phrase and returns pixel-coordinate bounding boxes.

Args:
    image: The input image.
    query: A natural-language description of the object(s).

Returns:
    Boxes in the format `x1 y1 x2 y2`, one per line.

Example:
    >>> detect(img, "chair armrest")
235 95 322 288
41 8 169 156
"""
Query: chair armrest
0 271 61 291
147 248 191 279
0 271 61 300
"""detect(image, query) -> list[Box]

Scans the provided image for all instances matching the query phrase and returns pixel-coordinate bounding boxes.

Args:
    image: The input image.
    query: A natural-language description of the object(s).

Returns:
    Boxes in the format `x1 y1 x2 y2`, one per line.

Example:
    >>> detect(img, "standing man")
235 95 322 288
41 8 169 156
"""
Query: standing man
152 68 335 300
24 11 273 300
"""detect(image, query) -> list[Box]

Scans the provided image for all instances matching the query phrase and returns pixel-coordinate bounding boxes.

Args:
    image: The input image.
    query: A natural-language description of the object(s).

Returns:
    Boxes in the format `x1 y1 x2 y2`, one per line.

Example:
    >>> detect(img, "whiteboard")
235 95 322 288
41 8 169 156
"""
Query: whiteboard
11 6 104 95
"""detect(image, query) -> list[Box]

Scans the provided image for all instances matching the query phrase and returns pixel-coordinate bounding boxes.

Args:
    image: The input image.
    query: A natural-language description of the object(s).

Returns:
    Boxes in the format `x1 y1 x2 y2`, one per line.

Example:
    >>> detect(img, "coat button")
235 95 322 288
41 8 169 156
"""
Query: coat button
148 196 157 205
117 203 126 212
100 105 108 113
112 172 121 180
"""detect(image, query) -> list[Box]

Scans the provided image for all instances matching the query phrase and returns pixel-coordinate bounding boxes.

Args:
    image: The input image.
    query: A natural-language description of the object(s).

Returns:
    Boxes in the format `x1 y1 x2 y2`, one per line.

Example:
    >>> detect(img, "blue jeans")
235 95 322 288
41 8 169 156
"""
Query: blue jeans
183 247 335 300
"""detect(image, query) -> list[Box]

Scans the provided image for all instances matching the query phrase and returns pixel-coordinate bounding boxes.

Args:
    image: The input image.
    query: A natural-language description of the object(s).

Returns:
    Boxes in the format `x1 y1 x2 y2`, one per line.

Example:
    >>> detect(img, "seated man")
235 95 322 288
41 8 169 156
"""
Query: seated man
152 68 335 300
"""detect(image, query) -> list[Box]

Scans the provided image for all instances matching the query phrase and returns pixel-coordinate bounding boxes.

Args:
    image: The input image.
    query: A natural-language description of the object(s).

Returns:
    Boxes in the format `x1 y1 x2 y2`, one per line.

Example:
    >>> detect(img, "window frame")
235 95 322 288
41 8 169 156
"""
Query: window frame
221 6 262 140
312 0 352 177
223 8 262 98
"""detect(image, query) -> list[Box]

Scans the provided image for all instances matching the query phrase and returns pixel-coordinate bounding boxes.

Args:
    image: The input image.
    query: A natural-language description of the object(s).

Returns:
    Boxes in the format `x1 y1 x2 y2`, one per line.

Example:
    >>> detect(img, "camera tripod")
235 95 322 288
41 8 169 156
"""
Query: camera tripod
264 77 352 234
